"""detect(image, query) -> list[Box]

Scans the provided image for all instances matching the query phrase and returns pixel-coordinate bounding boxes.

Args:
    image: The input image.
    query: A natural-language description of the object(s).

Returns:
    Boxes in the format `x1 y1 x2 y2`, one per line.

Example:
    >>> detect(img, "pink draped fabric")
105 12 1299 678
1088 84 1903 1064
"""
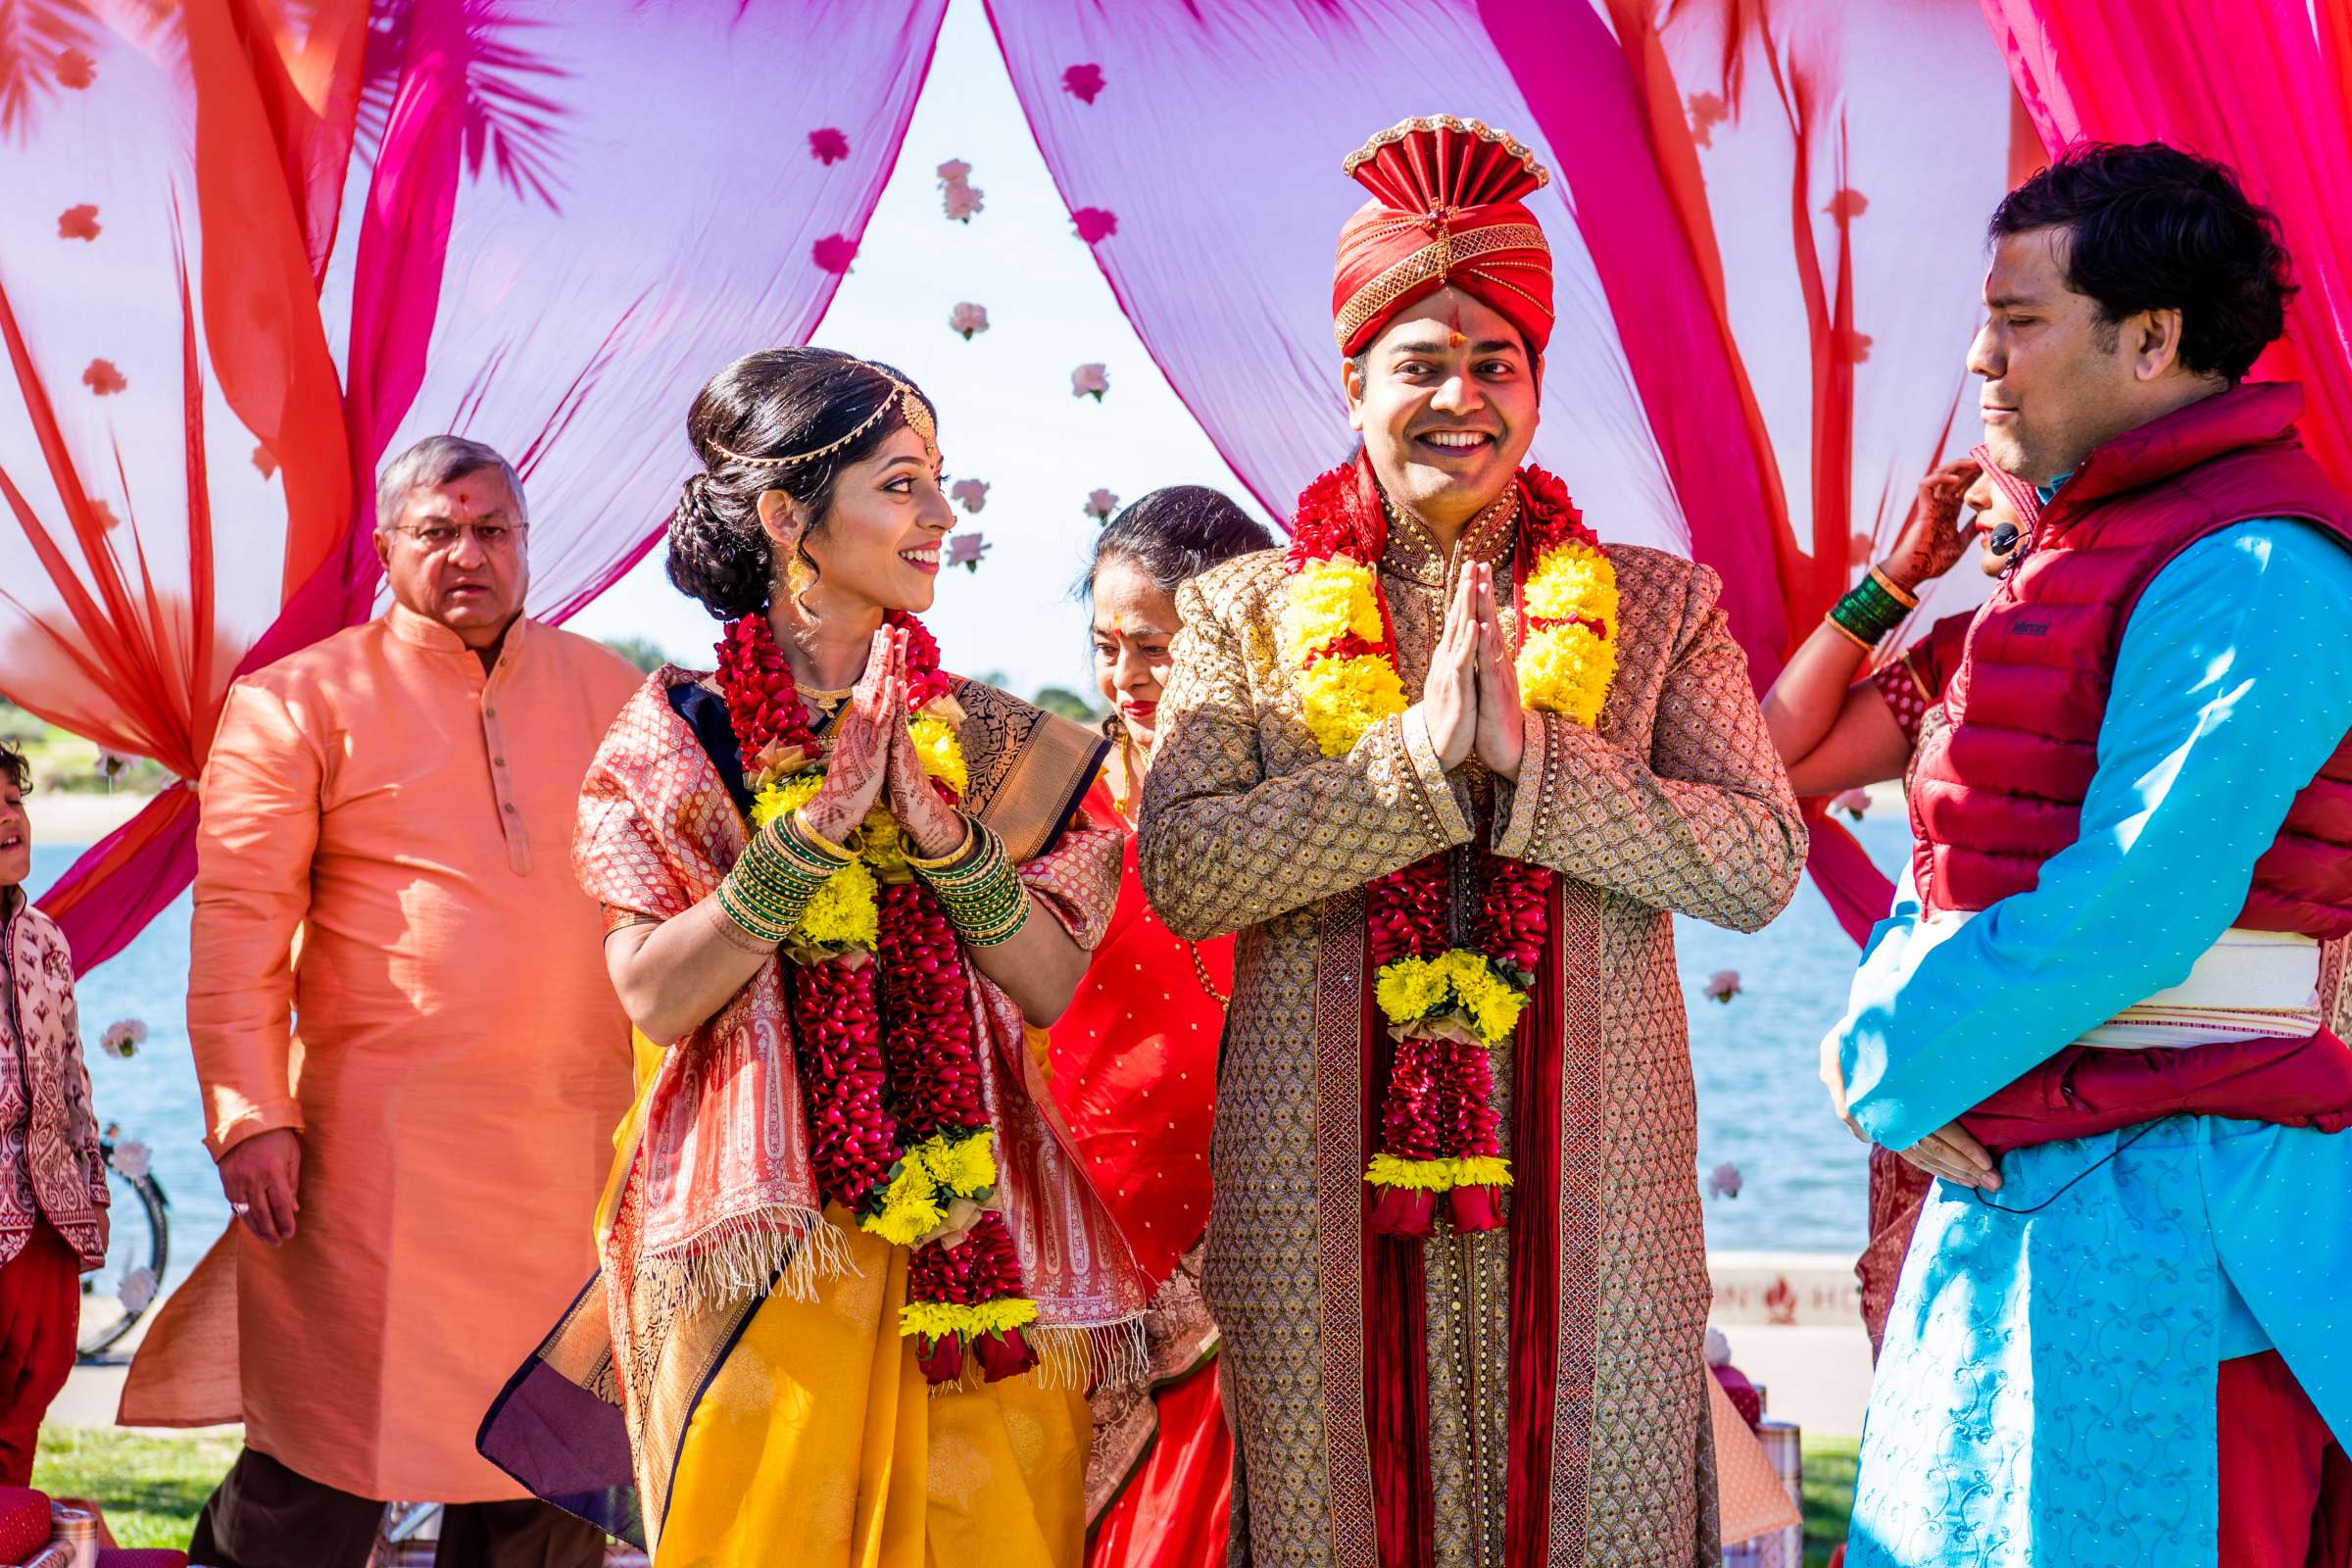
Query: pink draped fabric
3 0 946 971
1982 0 2352 492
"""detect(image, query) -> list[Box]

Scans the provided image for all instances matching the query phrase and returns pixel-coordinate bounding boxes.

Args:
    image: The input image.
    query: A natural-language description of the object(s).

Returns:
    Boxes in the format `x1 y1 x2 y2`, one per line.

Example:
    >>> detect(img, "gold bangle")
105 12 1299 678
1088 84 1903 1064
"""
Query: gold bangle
788 807 858 863
905 818 978 872
1822 611 1877 653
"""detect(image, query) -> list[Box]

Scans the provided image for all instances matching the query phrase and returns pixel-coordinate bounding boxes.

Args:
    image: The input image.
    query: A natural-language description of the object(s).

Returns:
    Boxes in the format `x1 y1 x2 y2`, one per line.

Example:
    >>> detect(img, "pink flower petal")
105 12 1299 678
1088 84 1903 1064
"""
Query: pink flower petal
808 127 850 166
1061 64 1105 104
1071 207 1118 244
811 234 858 274
1823 187 1870 222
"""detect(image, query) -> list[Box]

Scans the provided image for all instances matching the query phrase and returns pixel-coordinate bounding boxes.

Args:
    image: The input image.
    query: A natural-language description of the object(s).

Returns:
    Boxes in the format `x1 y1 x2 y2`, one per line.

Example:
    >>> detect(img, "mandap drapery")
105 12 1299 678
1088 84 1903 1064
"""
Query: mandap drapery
16 2 2352 968
1 0 947 970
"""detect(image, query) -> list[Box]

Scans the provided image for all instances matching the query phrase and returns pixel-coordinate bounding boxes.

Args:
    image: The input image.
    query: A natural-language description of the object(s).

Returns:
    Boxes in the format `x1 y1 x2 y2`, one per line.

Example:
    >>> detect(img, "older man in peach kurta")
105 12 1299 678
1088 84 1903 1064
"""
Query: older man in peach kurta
132 438 640 1567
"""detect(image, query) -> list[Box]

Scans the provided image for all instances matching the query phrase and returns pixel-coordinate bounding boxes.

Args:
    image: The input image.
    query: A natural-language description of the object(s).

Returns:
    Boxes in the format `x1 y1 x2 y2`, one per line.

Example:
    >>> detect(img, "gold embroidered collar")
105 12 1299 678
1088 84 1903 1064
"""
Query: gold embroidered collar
1378 486 1519 588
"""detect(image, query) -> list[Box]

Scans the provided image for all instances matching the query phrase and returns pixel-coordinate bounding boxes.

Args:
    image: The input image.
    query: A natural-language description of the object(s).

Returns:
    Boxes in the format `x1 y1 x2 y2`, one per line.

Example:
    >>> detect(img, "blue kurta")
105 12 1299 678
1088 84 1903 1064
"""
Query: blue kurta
1829 518 2352 1565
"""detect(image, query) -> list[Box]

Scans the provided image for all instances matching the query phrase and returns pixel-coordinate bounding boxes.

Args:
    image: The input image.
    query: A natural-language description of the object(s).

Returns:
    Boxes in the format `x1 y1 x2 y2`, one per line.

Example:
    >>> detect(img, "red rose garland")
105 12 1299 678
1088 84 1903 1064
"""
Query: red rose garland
718 609 1036 1384
1364 850 1552 1234
1297 459 1591 1238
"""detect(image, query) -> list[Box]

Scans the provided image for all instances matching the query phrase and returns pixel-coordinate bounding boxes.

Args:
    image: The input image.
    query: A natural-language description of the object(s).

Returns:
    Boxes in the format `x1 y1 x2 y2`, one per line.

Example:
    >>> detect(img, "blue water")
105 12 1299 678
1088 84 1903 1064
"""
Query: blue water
30 810 1902 1294
27 846 225 1293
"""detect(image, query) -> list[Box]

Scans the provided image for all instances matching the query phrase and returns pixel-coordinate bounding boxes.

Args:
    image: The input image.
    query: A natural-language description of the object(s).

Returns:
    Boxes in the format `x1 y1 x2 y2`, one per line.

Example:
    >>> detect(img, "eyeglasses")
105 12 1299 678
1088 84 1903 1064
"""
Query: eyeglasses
388 521 528 552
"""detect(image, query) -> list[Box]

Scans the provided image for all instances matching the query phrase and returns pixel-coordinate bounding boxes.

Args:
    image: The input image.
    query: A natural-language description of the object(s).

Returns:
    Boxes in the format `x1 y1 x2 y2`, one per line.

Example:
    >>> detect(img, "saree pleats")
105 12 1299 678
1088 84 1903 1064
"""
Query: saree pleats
659 1215 1088 1568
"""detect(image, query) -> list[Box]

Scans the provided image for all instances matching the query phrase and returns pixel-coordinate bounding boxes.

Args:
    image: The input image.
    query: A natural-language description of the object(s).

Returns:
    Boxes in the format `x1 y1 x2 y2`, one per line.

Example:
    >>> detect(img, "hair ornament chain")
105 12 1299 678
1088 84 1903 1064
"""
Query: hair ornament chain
706 373 936 469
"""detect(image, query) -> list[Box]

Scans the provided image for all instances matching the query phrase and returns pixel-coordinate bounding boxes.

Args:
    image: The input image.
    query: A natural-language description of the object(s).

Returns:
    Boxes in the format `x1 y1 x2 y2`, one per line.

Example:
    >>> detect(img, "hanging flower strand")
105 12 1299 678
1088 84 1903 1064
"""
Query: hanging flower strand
938 159 984 222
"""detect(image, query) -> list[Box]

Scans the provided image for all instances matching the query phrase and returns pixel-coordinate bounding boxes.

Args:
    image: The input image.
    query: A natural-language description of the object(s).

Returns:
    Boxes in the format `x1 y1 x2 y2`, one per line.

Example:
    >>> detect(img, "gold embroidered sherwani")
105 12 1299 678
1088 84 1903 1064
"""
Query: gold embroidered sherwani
1140 507 1805 1568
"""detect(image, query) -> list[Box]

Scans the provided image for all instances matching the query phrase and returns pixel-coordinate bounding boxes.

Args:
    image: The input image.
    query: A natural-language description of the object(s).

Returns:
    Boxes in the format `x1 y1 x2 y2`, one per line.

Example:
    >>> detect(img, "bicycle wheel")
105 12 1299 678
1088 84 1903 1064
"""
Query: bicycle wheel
76 1138 171 1361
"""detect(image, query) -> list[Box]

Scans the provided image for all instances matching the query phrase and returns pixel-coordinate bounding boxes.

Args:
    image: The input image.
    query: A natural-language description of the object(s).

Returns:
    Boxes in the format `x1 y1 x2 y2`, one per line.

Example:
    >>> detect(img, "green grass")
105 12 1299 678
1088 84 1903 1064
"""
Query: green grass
10 1423 1858 1558
1803 1435 1860 1567
31 1427 239 1548
0 702 165 796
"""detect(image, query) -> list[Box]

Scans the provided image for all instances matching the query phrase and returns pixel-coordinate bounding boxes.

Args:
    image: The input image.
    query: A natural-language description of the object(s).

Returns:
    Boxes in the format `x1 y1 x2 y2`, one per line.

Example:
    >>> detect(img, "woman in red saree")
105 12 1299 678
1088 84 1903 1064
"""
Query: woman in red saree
1051 488 1273 1568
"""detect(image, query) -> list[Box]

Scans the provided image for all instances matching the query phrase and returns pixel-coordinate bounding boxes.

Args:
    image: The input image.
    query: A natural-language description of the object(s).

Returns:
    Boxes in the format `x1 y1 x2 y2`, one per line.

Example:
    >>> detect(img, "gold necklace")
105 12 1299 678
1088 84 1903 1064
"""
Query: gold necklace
801 683 855 715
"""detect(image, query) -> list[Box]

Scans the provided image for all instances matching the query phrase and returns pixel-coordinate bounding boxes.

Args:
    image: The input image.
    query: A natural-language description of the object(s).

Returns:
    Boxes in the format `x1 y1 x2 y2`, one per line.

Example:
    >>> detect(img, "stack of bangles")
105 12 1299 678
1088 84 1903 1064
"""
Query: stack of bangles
909 821 1032 948
716 809 857 944
1825 564 1919 651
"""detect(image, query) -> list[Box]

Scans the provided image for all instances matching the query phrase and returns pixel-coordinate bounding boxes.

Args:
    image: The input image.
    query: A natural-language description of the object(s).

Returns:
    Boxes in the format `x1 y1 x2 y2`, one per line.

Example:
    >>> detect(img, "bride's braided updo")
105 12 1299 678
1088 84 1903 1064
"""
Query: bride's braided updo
668 348 936 619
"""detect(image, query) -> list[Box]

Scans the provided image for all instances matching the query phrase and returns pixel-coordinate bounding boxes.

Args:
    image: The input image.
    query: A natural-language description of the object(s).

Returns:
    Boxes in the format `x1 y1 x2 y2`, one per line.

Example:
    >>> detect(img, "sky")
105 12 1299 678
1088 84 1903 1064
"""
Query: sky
565 0 1258 703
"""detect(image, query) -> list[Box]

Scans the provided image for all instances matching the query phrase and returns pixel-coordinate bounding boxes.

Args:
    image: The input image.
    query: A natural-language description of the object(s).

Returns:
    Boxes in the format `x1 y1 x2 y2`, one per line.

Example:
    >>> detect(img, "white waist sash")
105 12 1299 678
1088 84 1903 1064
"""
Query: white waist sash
1919 913 2322 1049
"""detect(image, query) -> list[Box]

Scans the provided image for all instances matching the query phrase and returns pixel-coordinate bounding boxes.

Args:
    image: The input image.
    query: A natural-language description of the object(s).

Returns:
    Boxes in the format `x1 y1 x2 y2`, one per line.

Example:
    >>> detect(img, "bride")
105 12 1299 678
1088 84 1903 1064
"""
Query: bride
486 348 1150 1568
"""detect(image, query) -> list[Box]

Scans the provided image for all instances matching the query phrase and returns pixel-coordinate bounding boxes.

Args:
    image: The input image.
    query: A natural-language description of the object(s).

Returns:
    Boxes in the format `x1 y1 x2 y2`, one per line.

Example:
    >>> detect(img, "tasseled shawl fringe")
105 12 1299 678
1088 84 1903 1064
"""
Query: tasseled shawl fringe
641 1204 858 1318
639 1211 1149 1401
926 1316 1152 1398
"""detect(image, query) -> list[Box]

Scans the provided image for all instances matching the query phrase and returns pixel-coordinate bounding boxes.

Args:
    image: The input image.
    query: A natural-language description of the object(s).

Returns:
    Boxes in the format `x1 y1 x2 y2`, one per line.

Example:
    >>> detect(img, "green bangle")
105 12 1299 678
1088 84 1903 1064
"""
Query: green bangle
1828 577 1906 647
719 819 850 943
913 824 1030 946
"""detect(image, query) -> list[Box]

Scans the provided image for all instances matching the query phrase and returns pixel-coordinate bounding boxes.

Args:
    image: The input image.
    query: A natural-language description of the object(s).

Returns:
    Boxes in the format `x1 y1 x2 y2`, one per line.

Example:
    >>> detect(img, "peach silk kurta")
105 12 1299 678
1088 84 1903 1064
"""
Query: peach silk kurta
153 607 640 1502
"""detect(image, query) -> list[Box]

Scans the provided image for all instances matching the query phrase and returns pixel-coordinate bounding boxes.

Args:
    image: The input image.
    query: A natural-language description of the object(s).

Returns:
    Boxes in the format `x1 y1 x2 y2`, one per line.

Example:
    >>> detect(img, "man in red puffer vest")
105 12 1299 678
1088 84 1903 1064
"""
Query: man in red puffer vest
1825 143 2352 1567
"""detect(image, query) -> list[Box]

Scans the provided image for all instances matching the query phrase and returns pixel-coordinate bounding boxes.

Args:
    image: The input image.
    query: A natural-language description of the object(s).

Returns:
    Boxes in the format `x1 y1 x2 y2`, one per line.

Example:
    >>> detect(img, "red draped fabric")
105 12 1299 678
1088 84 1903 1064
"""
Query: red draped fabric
2 0 947 970
1983 0 2352 492
1087 1361 1233 1568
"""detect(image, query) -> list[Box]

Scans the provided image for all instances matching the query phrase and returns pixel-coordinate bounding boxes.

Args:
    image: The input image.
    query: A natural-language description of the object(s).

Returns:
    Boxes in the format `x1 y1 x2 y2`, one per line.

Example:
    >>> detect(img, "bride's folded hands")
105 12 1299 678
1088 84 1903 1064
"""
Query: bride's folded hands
887 671 970 860
801 627 902 850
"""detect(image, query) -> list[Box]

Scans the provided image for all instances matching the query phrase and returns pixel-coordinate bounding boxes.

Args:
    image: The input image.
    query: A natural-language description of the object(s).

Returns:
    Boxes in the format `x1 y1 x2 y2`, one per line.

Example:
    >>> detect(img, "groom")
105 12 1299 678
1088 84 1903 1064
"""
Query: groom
1140 116 1805 1566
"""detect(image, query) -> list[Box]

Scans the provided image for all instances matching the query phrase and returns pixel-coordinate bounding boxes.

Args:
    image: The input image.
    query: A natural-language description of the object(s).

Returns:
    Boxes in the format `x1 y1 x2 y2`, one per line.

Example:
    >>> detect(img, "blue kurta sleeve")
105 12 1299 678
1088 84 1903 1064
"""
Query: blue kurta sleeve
1831 519 2352 1150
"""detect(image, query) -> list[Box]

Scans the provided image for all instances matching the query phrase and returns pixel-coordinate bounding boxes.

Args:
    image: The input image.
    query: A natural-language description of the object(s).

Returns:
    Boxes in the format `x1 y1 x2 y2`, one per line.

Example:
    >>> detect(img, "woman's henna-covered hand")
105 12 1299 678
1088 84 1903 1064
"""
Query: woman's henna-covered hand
1878 458 1983 593
804 628 901 845
888 705 967 859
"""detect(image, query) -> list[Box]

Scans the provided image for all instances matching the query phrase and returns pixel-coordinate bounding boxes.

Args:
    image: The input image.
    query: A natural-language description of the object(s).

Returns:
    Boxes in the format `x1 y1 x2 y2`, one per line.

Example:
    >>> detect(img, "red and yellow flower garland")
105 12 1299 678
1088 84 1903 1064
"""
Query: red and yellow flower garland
717 610 1036 1383
1281 461 1616 1235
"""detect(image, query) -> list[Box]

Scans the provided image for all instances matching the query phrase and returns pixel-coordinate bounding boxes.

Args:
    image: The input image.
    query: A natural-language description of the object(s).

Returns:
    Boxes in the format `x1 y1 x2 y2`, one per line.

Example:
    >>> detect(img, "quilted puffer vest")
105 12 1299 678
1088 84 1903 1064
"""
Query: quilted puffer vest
1909 382 2352 938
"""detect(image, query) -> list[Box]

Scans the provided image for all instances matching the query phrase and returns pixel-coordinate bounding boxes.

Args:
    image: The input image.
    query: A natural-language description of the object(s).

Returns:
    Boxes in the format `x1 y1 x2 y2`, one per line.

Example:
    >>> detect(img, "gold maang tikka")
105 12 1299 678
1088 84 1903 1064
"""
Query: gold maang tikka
706 370 938 468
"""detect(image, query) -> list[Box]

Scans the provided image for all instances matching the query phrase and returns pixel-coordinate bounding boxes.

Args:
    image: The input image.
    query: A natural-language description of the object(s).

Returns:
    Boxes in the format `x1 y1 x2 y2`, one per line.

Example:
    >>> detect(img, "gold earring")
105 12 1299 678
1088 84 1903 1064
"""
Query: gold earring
785 550 816 597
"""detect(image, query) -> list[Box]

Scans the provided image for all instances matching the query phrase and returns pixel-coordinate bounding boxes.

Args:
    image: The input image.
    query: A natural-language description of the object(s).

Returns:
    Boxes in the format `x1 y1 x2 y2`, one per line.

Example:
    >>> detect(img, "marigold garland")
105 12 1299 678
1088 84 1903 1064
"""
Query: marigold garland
718 609 1035 1382
1282 459 1599 1237
1282 460 1617 759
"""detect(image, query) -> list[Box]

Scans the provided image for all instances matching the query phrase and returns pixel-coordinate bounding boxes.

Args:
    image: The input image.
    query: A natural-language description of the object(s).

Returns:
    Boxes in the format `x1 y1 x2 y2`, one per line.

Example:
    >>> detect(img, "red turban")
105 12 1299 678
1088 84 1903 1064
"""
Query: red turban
1332 115 1554 357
